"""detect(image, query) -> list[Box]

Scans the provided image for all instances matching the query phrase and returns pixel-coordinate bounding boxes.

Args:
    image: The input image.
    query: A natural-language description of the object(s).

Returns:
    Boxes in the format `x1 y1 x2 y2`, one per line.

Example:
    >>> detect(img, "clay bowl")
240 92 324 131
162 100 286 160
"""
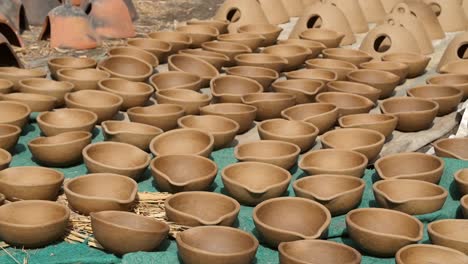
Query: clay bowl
221 162 292 206
149 128 214 157
48 57 97 79
155 89 211 115
327 81 381 103
0 149 11 170
253 197 331 247
64 173 138 215
147 31 192 54
18 78 74 106
98 78 154 110
101 121 163 151
98 55 153 82
281 103 339 134
407 85 463 116
381 52 431 78
279 240 362 264
462 195 468 218
439 60 468 75
284 69 338 83
338 113 398 139
179 48 230 70
168 54 219 87
322 48 372 66
299 28 345 48
108 46 159 67
375 152 444 183
225 66 278 90
28 131 92 167
0 166 64 201
127 104 185 131
380 97 439 132
241 93 296 121
347 69 400 99
210 75 263 103
396 244 468 264
37 108 98 136
360 61 409 84
373 179 448 215
346 208 423 257
0 67 47 90
435 138 468 161
0 101 30 128
91 211 169 255
306 58 358 80
83 142 151 180
165 192 240 226
272 79 325 104
178 115 239 149
262 44 312 71
0 79 13 94
150 72 201 92
257 119 319 153
126 38 172 61
56 68 111 91
234 140 300 170
299 149 368 178
217 33 265 51
176 25 219 48
176 226 258 264
316 92 375 117
427 74 468 99
238 24 283 47
0 92 56 112
294 175 365 216
200 103 257 134
234 53 288 72
278 39 326 59
187 19 229 34
201 41 252 65
455 169 468 195
0 124 21 150
0 200 69 248
428 219 468 254
65 90 124 123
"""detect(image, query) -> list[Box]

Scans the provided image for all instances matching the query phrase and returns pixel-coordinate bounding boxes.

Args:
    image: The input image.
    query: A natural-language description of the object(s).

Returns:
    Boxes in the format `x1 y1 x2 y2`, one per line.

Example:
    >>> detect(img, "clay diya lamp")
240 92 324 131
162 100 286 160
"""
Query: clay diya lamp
253 197 331 247
272 79 325 104
299 149 368 178
439 60 468 75
28 131 92 167
0 101 30 128
278 39 326 59
396 244 468 264
381 52 431 78
299 28 345 48
149 128 214 157
347 69 400 99
199 103 257 134
462 195 468 218
407 85 463 116
284 69 338 83
201 41 252 66
18 78 74 106
211 75 263 103
56 68 111 91
168 54 219 87
375 152 444 183
187 19 229 34
279 240 362 264
0 124 20 150
64 173 138 215
176 25 219 48
147 31 192 54
428 219 468 255
150 71 202 92
101 121 163 151
0 67 47 90
178 115 239 150
234 140 300 170
316 92 375 117
37 108 97 136
294 174 365 216
65 90 123 123
434 138 468 161
262 44 312 71
0 149 11 170
48 56 97 79
455 169 468 195
281 103 339 134
238 24 283 47
373 179 448 215
346 208 423 257
127 38 172 61
108 46 159 68
165 192 240 226
98 55 153 82
176 226 258 264
225 66 278 91
322 48 372 66
156 89 211 115
327 81 381 103
360 61 409 84
427 74 468 100
98 78 153 110
217 33 265 51
0 79 13 94
257 119 319 153
127 104 185 132
380 97 439 132
179 49 230 70
241 93 296 121
338 113 398 139
306 58 358 80
221 162 292 206
0 166 64 201
91 211 169 255
0 92 56 112
234 53 288 72
0 200 69 248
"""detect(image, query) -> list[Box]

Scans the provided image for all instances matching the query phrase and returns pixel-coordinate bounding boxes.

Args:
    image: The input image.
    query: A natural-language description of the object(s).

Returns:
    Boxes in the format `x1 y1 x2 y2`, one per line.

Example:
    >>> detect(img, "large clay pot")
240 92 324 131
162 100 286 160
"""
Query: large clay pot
359 0 386 23
0 0 29 33
437 31 468 71
22 0 60 26
402 0 445 40
326 0 369 33
214 0 269 33
424 0 467 32
257 0 290 25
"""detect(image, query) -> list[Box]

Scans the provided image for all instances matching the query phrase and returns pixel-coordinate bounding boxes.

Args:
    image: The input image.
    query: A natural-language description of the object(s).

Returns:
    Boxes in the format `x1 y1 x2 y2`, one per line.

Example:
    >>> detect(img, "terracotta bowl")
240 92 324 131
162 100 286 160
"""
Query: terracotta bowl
428 219 468 254
380 97 439 132
127 38 172 61
64 173 138 215
211 75 263 103
241 93 296 121
323 48 372 66
439 60 468 75
346 208 424 257
217 33 265 51
306 58 358 80
101 121 163 151
347 69 400 99
48 56 97 79
284 69 338 83
434 138 468 161
187 19 229 34
0 79 13 94
176 226 258 264
0 92 56 112
91 211 169 255
98 78 153 110
150 71 202 92
168 54 219 87
179 48 230 70
234 53 288 72
234 140 300 170
278 39 326 59
201 41 252 65
299 28 345 48
462 195 468 218
294 174 365 216
338 113 398 139
147 31 192 54
238 24 283 47
381 52 431 78
360 61 409 84
0 166 64 201
176 25 219 48
257 119 319 152
65 90 123 123
149 128 214 157
455 169 468 195
316 92 375 117
200 103 257 134
272 79 325 104
299 149 368 178
327 81 381 103
221 162 291 206
396 244 468 264
427 74 468 100
165 191 240 226
127 104 185 131
98 55 153 82
37 108 97 136
108 46 159 67
0 67 47 90
0 200 69 248
0 101 30 128
225 66 278 90
156 89 211 115
279 240 362 264
18 78 74 106
262 44 312 71
407 85 463 116
0 149 11 170
281 103 339 134
0 124 20 150
253 197 331 247
56 68 111 91
28 131 92 167
83 142 151 180
375 152 444 183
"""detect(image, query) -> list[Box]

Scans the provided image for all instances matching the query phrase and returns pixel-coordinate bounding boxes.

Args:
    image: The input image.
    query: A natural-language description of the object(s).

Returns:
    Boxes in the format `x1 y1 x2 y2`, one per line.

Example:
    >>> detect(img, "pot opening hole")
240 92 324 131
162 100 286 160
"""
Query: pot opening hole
226 8 241 23
0 23 21 47
430 3 441 16
84 3 93 14
19 6 29 33
457 44 468 59
39 17 51 41
307 15 322 29
0 43 20 67
374 35 391 53
410 11 417 17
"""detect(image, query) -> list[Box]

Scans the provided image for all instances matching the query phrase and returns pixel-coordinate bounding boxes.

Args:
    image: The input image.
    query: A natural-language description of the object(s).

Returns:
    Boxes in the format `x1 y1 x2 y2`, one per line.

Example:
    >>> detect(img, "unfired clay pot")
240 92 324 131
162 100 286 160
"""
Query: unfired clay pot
126 38 172 62
424 0 468 32
396 244 468 264
262 44 312 71
48 56 97 79
279 240 362 264
201 41 252 66
149 71 202 92
299 149 368 177
281 103 338 134
149 128 214 158
439 60 468 75
234 140 300 170
127 104 185 132
327 0 369 33
272 79 325 104
299 28 345 48
56 68 111 91
407 85 463 116
284 69 338 83
147 31 192 55
278 39 326 59
316 92 375 117
327 81 381 103
238 24 283 47
358 0 386 23
234 53 288 72
0 124 20 150
108 46 159 68
434 138 468 161
176 25 219 48
168 54 219 87
427 74 468 100
338 113 398 139
179 49 230 70
217 33 265 51
382 52 431 78
37 108 97 136
306 58 358 80
0 101 30 128
210 75 263 103
18 78 74 106
225 66 278 90
200 103 257 134
322 48 372 66
187 19 229 34
455 169 468 195
0 79 13 94
359 61 409 84
101 121 163 151
428 219 468 255
98 56 153 82
241 93 296 121
347 69 400 99
0 93 56 112
257 0 289 25
98 78 154 110
155 89 212 115
462 195 468 218
65 90 123 123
